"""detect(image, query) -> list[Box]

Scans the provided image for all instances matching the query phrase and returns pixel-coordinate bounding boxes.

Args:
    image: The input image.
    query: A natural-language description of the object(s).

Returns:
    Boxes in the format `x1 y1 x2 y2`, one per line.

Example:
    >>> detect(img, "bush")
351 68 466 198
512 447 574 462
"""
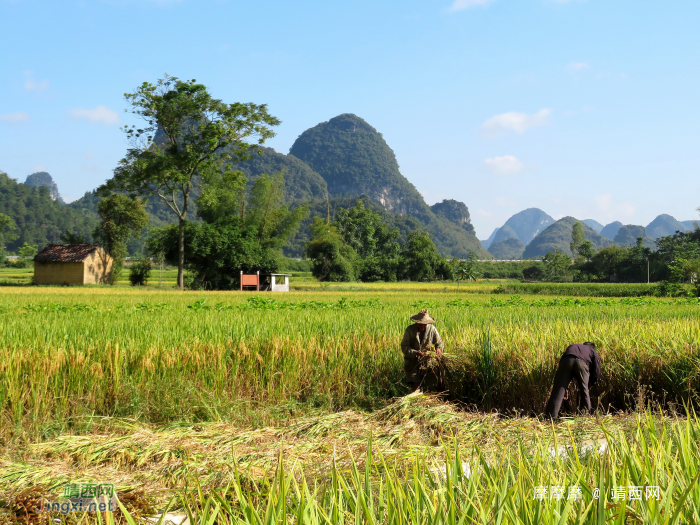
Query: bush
129 258 152 286
2 259 30 269
522 265 544 281
655 280 691 297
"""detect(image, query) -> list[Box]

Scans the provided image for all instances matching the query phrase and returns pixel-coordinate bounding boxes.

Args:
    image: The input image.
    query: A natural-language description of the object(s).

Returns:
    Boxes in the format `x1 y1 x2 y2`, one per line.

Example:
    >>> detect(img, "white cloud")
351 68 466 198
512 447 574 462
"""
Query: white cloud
594 193 636 220
484 155 524 175
481 108 552 136
566 62 589 72
32 164 47 172
448 0 495 12
494 196 517 207
0 112 30 124
69 106 120 125
24 71 49 92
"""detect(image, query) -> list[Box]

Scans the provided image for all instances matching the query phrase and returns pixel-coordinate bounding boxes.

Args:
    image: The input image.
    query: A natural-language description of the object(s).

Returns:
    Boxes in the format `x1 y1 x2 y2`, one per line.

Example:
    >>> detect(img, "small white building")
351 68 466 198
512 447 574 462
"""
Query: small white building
262 273 290 292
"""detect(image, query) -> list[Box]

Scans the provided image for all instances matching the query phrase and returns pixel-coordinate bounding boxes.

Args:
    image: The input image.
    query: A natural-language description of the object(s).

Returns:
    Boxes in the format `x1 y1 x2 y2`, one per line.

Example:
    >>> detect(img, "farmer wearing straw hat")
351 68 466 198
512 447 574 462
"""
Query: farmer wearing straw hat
401 309 443 392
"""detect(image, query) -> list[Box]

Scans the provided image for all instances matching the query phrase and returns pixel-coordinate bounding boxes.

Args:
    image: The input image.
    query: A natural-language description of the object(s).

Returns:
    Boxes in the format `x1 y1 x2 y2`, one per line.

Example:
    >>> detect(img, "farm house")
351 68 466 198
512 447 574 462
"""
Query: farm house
33 244 113 285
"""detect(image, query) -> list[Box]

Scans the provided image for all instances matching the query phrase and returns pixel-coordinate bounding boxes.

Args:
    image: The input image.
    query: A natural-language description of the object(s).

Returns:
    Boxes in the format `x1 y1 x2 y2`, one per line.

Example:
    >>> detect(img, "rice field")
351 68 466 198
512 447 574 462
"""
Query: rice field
1 285 699 523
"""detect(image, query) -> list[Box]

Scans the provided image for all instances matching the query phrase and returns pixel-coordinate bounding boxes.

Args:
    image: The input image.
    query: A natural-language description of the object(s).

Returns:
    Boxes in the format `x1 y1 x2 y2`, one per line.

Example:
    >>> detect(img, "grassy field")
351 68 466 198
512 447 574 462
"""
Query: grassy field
1 285 699 523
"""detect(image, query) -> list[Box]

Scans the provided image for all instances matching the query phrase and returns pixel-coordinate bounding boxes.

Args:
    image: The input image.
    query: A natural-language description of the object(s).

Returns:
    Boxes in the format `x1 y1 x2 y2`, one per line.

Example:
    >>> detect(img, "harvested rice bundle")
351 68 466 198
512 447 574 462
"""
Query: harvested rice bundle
417 346 467 394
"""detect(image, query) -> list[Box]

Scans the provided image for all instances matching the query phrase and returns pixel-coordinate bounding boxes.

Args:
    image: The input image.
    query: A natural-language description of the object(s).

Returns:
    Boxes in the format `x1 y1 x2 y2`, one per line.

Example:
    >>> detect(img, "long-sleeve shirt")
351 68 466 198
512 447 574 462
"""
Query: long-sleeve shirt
401 324 443 381
562 344 602 385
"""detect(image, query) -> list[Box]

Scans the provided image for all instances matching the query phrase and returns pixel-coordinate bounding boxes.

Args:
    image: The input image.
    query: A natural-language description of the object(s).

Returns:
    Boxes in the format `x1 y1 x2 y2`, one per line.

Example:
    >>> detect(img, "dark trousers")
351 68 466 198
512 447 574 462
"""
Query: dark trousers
545 356 592 418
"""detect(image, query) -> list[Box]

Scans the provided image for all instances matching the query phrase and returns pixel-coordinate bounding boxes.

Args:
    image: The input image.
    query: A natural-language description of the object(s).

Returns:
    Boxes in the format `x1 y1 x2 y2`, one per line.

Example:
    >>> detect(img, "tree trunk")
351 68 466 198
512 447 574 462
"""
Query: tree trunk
178 217 185 291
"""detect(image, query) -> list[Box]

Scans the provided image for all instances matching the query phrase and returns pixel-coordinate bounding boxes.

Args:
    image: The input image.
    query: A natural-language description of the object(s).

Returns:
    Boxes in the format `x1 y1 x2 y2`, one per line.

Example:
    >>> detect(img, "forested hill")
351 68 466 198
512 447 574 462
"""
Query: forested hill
69 114 488 258
0 171 95 251
288 113 486 257
522 217 613 258
232 146 328 203
290 114 425 216
493 208 555 246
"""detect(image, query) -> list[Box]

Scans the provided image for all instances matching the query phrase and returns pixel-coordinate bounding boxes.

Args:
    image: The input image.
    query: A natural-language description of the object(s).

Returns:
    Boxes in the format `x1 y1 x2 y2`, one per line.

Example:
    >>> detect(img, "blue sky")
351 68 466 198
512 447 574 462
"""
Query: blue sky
1 0 698 239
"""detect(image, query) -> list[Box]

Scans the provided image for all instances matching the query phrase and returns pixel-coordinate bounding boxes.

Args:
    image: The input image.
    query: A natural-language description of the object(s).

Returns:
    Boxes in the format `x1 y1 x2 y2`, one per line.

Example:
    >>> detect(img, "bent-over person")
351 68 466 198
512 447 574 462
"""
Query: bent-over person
545 342 602 419
401 309 443 392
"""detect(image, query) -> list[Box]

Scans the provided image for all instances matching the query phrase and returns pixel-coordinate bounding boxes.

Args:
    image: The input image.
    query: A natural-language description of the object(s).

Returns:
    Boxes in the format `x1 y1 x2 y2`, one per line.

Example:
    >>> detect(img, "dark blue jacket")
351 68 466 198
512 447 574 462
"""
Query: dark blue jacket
562 344 602 385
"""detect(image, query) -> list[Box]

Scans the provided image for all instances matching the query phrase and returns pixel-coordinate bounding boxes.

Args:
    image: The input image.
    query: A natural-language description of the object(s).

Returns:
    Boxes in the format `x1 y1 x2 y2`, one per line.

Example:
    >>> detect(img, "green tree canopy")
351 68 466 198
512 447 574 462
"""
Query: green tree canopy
17 242 38 259
0 212 17 258
335 199 400 261
104 74 280 289
589 246 628 281
147 172 305 289
93 195 149 284
401 230 453 282
306 199 401 282
570 221 586 261
0 171 95 251
244 172 309 252
542 249 572 282
305 217 358 282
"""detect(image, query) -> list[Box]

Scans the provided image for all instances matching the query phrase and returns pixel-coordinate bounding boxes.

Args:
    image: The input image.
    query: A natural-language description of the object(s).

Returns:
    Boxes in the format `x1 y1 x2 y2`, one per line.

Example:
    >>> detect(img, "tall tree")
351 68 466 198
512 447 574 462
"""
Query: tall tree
543 250 572 281
244 172 309 253
570 221 586 261
589 246 627 281
0 213 17 260
335 199 400 259
104 74 280 289
452 251 481 287
401 230 453 282
305 217 358 282
94 195 149 284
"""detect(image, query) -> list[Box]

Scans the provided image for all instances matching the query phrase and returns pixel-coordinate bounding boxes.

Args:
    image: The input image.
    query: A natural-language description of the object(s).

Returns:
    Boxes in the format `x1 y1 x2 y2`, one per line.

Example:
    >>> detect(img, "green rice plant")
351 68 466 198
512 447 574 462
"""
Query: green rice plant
1 287 700 440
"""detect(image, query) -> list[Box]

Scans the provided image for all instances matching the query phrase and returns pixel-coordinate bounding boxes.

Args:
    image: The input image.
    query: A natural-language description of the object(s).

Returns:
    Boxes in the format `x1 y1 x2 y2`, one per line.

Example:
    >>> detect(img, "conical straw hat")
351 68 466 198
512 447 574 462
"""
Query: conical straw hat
410 309 435 324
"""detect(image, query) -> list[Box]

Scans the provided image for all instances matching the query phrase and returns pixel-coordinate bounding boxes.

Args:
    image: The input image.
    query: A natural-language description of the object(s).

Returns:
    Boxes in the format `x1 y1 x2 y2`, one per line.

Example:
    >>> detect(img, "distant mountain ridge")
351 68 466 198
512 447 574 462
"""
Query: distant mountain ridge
494 208 555 246
582 219 604 233
600 221 622 240
646 214 689 239
68 113 488 258
485 208 554 258
522 217 613 258
290 114 424 216
430 199 476 235
481 227 500 249
613 225 654 248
